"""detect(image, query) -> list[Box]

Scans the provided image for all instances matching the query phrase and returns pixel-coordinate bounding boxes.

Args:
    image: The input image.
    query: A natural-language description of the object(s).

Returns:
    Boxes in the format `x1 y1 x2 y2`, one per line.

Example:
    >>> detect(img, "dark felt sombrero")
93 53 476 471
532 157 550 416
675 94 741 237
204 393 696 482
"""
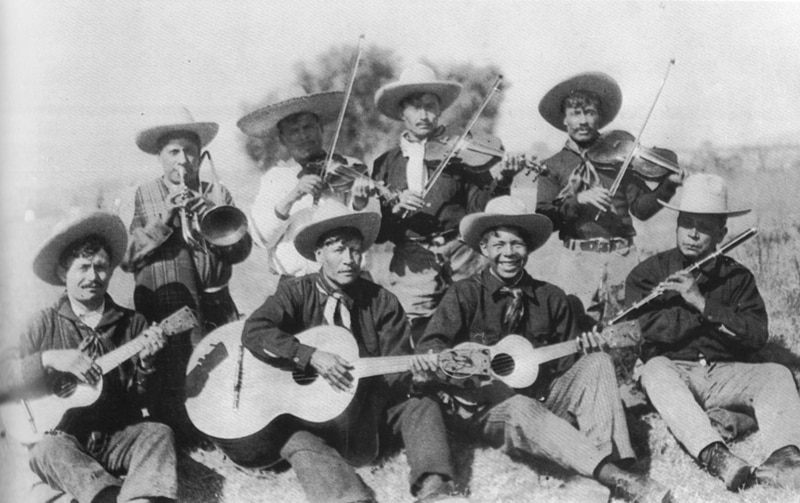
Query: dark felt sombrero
539 71 622 132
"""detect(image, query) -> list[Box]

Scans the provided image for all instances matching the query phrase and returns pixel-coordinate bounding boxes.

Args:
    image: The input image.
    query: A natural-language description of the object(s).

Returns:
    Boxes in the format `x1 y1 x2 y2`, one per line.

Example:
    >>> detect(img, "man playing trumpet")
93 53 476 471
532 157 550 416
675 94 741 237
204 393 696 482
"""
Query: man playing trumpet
121 106 250 441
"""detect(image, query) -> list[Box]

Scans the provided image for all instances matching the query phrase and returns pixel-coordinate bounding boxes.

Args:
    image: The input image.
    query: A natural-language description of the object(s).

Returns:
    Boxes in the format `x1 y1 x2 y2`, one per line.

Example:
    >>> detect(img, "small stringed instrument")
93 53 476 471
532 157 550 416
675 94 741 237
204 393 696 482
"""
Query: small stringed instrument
183 319 640 467
0 306 198 444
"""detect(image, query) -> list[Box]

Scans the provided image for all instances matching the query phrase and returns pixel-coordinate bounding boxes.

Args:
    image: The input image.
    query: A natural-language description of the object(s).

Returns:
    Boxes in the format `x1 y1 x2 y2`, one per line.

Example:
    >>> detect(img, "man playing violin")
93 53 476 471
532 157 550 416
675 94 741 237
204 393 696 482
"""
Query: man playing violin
626 174 800 492
535 72 681 324
1 211 176 503
121 106 248 442
241 200 464 503
413 196 673 503
240 87 379 282
369 63 518 337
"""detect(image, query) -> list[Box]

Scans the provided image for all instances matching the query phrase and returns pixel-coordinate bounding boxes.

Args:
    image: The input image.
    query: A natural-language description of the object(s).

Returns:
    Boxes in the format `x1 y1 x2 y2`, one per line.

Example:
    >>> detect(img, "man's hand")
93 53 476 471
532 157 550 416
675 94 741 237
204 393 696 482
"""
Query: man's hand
490 155 529 185
276 174 324 217
576 186 612 211
410 352 439 385
392 190 426 215
309 350 354 392
41 349 101 385
577 327 603 354
166 191 212 220
350 177 372 211
137 326 167 369
660 270 706 312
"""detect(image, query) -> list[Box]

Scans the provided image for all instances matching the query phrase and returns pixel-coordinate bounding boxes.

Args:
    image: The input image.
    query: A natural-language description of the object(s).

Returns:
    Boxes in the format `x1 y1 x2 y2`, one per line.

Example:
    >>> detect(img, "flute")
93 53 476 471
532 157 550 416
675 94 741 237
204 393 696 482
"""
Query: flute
609 227 757 325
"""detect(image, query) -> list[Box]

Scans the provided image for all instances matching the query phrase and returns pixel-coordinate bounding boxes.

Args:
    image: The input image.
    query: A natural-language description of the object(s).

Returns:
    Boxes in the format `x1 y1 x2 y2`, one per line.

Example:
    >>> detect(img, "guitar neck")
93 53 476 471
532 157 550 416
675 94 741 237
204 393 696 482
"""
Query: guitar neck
96 338 148 376
357 355 423 378
531 340 579 364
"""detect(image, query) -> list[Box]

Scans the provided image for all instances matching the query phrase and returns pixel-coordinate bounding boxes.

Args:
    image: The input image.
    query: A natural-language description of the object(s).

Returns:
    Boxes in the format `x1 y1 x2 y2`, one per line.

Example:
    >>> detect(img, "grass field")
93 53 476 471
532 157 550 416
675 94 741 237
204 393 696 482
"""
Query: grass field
1 166 799 502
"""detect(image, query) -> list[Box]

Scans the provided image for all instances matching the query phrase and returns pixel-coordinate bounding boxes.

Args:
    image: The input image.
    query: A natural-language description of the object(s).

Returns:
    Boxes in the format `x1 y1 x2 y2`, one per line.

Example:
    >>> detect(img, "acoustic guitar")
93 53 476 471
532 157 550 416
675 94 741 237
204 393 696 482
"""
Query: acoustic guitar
183 319 640 467
0 306 198 444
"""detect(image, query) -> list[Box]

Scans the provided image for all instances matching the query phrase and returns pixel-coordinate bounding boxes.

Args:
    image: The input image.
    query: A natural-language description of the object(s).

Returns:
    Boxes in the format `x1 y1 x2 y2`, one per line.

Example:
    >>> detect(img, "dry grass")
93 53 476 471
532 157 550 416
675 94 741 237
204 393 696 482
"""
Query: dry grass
2 168 800 502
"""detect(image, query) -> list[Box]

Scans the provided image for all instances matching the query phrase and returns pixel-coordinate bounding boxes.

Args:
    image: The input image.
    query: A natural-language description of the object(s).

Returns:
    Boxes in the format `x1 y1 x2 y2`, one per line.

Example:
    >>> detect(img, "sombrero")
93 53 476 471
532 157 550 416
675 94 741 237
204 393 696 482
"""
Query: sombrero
374 63 462 121
237 86 343 137
538 71 622 132
659 173 750 217
135 105 219 155
293 200 381 261
33 210 128 286
460 196 553 252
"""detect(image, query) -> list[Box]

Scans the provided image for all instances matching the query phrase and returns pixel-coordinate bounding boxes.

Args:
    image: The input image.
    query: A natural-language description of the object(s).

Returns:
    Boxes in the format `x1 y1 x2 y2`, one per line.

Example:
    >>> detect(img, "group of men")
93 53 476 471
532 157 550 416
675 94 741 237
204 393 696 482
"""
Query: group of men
2 61 800 503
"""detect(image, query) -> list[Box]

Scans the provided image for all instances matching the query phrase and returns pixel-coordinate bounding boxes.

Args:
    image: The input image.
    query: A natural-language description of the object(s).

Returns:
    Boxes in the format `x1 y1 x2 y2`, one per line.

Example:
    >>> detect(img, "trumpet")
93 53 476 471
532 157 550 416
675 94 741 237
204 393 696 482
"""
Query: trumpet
172 153 252 263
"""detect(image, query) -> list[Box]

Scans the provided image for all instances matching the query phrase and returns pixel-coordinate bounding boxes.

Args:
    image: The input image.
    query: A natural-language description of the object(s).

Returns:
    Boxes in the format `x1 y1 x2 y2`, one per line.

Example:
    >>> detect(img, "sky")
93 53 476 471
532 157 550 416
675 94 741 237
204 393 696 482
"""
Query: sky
1 0 799 221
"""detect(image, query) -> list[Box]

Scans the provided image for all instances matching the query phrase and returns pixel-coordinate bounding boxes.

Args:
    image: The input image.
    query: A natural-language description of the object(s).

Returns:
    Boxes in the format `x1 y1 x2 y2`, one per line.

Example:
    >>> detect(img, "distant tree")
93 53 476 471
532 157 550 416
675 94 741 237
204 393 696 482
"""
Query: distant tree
241 43 506 171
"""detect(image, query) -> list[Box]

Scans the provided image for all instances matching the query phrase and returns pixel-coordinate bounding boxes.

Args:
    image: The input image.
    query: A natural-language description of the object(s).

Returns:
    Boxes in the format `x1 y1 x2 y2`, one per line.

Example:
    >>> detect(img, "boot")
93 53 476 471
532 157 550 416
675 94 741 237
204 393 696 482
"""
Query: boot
699 442 754 491
753 445 800 490
414 474 469 503
596 463 673 503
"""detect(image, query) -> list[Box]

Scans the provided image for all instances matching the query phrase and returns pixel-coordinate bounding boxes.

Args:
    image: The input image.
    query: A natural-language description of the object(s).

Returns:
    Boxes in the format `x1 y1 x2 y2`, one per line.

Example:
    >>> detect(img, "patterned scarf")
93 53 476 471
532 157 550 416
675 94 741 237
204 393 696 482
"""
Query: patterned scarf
555 139 602 202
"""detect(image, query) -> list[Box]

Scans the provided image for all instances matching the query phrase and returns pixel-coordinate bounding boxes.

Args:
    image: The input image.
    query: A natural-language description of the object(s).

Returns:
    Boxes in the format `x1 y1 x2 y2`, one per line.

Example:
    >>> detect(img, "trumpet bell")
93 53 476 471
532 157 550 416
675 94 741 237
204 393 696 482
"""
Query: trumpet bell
201 206 253 264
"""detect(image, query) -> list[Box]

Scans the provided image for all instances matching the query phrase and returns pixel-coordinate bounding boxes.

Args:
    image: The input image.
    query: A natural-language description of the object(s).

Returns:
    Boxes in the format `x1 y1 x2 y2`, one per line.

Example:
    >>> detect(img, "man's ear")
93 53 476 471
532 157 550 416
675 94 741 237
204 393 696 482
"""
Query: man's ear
315 248 323 261
479 241 490 258
56 265 67 284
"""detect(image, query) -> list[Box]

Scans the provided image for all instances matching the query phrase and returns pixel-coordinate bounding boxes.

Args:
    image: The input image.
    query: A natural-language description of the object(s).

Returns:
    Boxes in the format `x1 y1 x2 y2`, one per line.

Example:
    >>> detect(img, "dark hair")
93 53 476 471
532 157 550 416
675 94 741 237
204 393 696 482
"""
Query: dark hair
276 112 321 135
561 90 603 117
315 227 364 251
479 226 531 247
398 92 441 111
59 234 113 270
155 131 201 153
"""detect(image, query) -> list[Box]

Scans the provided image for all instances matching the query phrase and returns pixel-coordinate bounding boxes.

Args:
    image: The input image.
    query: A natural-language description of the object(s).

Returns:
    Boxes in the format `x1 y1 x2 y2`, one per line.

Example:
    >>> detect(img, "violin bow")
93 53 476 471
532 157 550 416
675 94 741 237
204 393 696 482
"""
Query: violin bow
314 34 365 205
596 59 675 220
420 74 504 201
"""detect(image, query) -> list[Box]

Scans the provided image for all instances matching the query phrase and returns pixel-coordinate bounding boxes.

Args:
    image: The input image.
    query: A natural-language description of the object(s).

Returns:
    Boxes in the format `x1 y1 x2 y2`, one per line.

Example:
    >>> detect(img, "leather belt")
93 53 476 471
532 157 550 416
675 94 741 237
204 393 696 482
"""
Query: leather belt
564 237 633 253
405 228 459 247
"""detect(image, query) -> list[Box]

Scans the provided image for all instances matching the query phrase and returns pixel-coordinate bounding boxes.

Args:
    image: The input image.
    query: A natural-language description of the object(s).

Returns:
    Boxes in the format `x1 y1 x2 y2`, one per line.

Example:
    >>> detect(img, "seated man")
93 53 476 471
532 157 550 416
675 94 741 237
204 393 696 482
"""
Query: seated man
0 211 176 503
626 173 800 492
241 200 462 503
414 196 673 503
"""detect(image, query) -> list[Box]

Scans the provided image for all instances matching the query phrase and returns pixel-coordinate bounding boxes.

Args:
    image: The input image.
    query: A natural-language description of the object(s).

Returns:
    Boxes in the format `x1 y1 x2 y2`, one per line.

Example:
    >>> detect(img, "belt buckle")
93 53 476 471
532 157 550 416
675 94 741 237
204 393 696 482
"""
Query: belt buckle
597 239 610 253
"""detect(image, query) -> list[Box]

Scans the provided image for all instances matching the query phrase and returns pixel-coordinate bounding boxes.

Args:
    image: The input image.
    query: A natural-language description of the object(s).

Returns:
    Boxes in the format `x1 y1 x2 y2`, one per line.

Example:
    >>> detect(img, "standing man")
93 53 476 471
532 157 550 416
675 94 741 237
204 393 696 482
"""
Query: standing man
241 200 463 503
414 196 673 503
536 72 681 322
0 211 176 503
122 106 249 440
626 174 800 492
371 63 517 336
240 87 378 280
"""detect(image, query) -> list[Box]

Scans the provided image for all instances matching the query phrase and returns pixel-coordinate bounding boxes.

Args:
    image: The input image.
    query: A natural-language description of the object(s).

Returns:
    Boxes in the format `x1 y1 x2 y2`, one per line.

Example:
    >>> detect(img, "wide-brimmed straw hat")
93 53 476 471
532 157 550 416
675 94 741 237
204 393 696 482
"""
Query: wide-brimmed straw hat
460 196 553 252
538 71 622 132
33 210 128 286
374 63 462 121
293 200 381 261
237 86 344 137
135 105 219 155
659 173 750 217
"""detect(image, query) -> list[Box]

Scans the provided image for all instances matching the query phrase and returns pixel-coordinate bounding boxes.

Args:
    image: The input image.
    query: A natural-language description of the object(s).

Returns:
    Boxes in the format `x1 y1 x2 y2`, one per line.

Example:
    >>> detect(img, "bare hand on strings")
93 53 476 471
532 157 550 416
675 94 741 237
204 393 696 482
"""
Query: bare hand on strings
310 350 354 392
577 186 612 212
392 190 425 215
41 349 102 385
577 327 603 354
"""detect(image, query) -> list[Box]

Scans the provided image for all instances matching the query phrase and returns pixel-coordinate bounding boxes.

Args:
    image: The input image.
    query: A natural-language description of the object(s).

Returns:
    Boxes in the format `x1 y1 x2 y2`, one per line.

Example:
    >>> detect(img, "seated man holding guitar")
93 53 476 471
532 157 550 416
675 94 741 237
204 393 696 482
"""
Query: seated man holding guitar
241 200 463 503
413 196 673 503
0 211 179 503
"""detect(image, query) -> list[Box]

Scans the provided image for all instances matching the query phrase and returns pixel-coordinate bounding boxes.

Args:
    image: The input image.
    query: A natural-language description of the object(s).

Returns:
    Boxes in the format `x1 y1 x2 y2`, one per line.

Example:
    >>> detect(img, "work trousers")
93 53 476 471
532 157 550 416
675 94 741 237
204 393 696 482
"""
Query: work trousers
28 422 177 503
455 353 634 477
640 357 800 459
280 396 454 503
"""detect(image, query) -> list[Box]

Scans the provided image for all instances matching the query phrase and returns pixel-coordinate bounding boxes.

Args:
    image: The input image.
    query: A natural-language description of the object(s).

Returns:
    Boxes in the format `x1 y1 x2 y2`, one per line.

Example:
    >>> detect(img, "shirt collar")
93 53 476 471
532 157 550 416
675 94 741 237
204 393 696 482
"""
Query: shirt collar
315 273 356 310
58 293 124 328
480 268 539 302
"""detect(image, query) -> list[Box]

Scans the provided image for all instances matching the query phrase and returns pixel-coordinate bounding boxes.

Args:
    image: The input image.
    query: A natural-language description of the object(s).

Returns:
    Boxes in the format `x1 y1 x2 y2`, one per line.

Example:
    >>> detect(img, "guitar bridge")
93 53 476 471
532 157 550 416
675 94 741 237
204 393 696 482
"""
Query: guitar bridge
437 348 492 388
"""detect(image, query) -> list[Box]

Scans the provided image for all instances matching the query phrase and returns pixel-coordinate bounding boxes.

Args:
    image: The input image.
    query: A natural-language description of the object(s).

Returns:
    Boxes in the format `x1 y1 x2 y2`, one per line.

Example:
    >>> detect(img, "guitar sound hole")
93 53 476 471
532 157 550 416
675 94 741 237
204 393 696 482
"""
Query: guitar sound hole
292 369 319 386
491 354 515 377
53 376 78 398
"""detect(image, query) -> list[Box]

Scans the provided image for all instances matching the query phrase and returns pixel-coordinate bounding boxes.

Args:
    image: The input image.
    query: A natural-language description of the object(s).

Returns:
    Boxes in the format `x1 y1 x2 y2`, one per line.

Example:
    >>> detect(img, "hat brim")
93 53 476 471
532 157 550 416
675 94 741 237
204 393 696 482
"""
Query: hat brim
460 214 553 253
33 212 128 286
136 122 219 155
375 81 462 121
658 200 751 217
294 211 381 262
237 92 344 137
539 72 622 132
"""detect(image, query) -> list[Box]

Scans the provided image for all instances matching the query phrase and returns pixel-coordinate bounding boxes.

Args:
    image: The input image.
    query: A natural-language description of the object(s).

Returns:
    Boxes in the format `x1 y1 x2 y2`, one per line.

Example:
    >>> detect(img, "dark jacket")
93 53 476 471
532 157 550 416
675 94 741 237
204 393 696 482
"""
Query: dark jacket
0 294 151 440
537 144 678 241
371 143 507 243
625 247 769 363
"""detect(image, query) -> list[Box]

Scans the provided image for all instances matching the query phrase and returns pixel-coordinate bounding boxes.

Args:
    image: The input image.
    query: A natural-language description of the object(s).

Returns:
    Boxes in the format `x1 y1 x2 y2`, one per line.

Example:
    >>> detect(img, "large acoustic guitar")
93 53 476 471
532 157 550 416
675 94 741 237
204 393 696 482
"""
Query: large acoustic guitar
183 319 640 467
0 306 198 444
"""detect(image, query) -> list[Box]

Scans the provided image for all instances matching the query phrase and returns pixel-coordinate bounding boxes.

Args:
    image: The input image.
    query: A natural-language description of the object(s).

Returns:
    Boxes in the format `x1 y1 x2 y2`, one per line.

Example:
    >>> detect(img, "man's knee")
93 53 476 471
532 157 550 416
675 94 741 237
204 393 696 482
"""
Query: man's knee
639 356 679 391
29 433 82 471
136 422 175 444
577 352 615 379
754 363 798 396
502 394 550 427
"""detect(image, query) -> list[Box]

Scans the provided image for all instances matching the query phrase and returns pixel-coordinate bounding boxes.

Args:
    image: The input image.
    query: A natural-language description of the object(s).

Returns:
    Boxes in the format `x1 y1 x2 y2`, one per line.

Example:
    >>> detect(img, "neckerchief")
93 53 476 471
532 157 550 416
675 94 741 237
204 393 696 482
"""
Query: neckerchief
400 133 428 194
316 276 353 330
556 137 602 202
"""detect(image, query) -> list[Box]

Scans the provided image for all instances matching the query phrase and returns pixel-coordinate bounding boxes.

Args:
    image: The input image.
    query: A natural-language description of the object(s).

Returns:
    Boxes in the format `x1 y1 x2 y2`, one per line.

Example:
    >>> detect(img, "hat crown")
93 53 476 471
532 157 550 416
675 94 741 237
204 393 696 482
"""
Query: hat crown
309 199 353 224
396 63 441 86
483 195 528 216
678 174 731 213
138 104 198 130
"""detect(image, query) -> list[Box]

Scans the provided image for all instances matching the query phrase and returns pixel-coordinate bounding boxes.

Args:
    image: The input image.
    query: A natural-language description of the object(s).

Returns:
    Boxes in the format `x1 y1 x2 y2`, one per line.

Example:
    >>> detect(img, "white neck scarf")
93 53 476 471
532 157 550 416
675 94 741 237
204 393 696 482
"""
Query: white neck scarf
400 133 428 194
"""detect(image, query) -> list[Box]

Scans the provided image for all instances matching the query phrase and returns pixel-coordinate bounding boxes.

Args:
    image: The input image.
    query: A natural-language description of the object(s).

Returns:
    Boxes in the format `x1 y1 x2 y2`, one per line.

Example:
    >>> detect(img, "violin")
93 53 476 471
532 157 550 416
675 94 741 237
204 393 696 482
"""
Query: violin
423 130 505 173
587 130 683 180
304 154 400 205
